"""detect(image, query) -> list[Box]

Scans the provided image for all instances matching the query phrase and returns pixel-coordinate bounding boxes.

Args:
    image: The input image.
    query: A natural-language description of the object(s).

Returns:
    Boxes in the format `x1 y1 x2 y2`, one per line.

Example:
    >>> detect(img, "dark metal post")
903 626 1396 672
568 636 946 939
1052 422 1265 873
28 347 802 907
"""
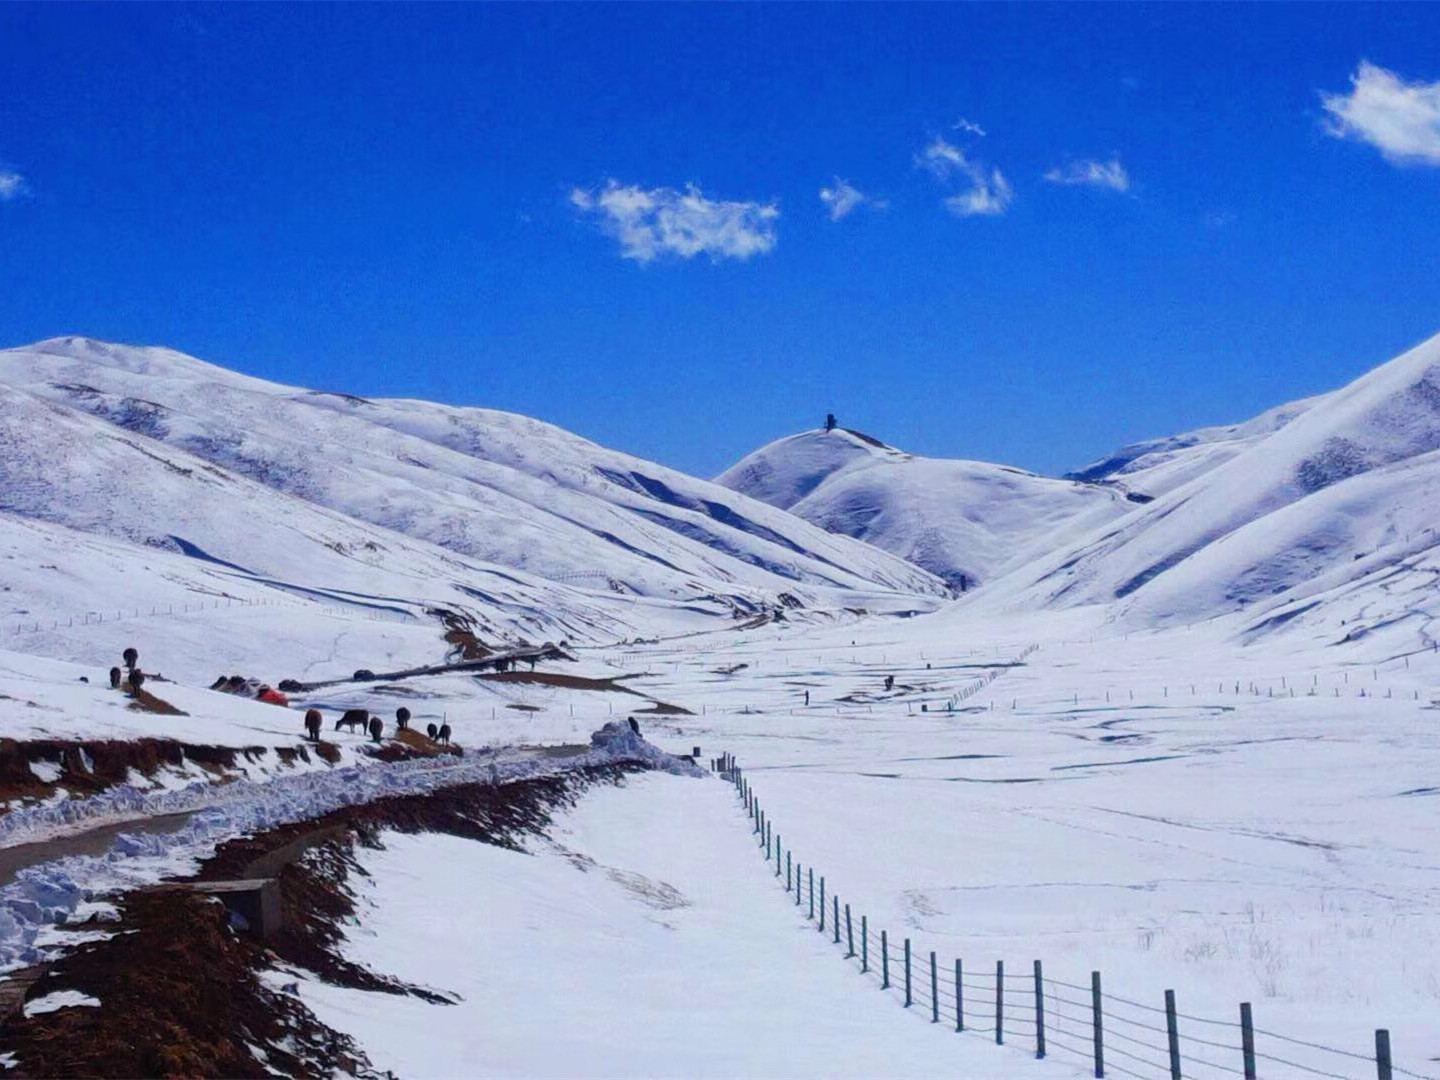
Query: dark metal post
819 877 826 931
1092 971 1105 1078
881 930 889 989
862 916 868 972
786 851 792 891
1165 990 1181 1080
1240 1003 1255 1080
904 938 912 1007
833 896 840 943
1034 959 1046 1059
808 868 814 919
956 959 964 1032
846 904 854 957
996 961 1004 1044
931 952 939 1023
1376 1030 1393 1080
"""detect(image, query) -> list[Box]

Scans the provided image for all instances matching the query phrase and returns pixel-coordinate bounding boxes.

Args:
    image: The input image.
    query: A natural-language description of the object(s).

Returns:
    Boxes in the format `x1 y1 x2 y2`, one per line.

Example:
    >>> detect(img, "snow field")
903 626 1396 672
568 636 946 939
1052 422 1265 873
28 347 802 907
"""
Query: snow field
295 773 1083 1079
617 614 1440 1079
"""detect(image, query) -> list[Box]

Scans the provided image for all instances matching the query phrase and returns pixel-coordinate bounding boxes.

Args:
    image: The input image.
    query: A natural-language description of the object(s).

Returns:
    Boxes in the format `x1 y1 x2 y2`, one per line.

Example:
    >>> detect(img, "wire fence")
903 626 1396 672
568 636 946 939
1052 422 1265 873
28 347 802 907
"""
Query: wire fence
5 594 420 637
711 752 1436 1080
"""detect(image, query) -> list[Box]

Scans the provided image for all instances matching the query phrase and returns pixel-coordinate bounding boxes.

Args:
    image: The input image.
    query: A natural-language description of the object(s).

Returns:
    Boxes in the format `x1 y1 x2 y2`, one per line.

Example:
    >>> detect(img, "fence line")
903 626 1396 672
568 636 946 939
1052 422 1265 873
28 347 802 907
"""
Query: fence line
711 752 1434 1080
6 594 420 637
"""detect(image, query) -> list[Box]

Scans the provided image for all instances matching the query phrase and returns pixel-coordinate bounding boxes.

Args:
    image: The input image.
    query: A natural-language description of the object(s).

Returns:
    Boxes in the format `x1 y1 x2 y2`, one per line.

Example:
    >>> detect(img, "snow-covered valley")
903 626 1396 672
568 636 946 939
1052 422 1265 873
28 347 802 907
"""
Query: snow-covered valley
2 333 1439 1077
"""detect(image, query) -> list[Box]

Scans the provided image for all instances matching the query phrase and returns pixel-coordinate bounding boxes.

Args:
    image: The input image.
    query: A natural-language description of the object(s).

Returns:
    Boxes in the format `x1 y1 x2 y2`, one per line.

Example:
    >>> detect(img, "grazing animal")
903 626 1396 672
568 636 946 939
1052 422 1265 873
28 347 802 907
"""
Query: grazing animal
304 709 322 741
368 717 383 742
129 670 146 691
426 723 438 740
437 723 452 746
123 647 138 671
395 707 410 730
335 708 369 733
884 674 894 691
353 668 376 681
627 716 640 736
109 666 123 689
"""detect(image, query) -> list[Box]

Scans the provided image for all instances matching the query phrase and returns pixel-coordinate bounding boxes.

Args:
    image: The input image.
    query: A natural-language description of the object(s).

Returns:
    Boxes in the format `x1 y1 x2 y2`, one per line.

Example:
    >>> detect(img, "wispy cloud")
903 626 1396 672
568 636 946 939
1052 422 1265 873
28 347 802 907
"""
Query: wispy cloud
917 137 1014 217
0 169 26 202
570 180 779 263
1321 61 1440 166
1043 157 1131 193
952 117 987 137
818 177 885 221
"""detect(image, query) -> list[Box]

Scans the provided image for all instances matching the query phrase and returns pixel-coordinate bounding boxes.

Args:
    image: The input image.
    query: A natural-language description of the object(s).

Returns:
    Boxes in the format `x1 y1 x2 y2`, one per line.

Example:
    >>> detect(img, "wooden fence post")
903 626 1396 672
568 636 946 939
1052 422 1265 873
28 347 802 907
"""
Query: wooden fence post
1240 1002 1255 1080
1092 971 1104 1078
996 961 1004 1044
1034 960 1046 1059
1376 1030 1393 1080
956 959 964 1032
1165 990 1181 1080
881 930 889 989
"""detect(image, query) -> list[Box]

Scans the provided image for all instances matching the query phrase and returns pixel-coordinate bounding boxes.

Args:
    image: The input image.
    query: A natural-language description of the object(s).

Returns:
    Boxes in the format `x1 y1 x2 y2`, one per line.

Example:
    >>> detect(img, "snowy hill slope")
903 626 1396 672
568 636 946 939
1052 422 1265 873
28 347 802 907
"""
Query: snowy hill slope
0 338 947 620
974 328 1440 630
1066 394 1325 499
717 428 1127 588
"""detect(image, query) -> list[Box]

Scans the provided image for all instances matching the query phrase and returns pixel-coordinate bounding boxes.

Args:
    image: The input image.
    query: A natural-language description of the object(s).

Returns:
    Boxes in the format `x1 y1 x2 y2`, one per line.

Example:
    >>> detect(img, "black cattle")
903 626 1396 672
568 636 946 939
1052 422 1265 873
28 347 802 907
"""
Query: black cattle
304 709 323 741
335 709 368 733
353 669 376 681
109 666 123 689
122 647 138 671
129 670 146 691
395 707 411 730
884 674 895 691
368 717 383 742
426 723 438 740
626 717 640 736
437 723 452 746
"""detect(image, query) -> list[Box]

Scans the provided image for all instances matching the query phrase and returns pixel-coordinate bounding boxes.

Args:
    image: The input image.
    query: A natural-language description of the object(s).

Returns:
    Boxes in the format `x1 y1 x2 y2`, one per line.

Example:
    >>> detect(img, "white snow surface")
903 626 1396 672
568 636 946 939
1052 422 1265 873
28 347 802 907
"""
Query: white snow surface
297 775 1080 1079
717 428 1126 588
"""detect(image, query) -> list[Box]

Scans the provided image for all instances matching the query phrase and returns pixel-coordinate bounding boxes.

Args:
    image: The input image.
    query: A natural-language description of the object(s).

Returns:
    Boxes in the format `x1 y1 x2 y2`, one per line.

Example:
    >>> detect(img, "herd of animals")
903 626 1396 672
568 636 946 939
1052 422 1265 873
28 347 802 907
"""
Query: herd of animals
105 645 455 750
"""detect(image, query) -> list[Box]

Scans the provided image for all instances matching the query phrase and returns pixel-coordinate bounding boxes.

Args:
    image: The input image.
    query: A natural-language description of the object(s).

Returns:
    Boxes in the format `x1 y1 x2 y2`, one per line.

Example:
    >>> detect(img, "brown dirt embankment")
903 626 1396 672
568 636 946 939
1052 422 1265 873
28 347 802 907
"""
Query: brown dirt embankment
0 737 339 815
0 765 637 1078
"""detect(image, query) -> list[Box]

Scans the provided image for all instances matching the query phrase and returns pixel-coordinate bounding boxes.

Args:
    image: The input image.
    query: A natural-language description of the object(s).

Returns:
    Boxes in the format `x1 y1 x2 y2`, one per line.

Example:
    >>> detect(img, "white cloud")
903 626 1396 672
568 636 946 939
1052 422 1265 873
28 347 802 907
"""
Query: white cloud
952 117 987 137
1043 158 1131 193
1321 61 1440 166
917 137 1014 217
570 180 778 263
818 177 885 221
0 170 25 202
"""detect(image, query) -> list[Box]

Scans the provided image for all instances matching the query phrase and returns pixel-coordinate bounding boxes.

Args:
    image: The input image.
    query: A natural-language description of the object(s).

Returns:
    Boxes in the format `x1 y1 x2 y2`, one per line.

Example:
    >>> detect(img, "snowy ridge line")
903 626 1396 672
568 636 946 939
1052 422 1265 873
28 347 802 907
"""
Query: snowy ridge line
714 756 1436 1080
0 724 702 973
5 593 420 637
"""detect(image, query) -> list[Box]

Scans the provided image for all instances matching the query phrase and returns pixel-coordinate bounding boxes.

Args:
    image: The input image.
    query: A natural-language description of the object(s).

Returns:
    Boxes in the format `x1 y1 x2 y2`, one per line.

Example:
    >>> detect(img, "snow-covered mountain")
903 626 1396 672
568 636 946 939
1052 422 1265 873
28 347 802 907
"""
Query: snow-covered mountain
1065 394 1325 500
716 427 1127 588
974 328 1440 635
0 338 948 648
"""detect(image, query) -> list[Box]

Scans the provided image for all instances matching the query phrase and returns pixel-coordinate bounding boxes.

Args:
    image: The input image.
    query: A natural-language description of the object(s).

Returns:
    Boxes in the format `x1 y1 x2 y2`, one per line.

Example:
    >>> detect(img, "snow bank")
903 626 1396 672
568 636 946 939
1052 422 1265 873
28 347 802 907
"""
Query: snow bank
0 726 701 973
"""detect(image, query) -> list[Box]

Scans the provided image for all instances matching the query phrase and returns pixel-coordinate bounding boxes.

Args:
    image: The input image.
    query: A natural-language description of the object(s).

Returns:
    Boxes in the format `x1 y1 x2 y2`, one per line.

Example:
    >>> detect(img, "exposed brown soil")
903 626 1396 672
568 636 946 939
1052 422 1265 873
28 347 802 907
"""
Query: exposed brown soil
634 702 694 716
0 738 315 815
0 766 635 1077
125 686 188 716
478 670 640 693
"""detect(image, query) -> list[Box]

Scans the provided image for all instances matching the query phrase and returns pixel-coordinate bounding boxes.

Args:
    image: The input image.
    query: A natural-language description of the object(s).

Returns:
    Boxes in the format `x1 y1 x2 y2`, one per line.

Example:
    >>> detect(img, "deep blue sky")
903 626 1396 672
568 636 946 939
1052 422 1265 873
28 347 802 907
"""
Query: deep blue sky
3 3 1439 478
